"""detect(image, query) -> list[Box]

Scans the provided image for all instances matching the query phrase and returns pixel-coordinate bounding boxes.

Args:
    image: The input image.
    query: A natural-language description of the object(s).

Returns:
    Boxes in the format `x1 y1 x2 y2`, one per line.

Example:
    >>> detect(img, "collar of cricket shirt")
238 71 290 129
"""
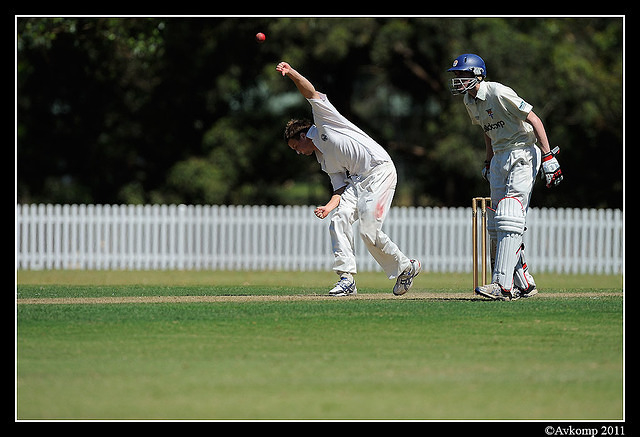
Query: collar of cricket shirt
306 125 318 140
465 80 488 104
474 80 488 101
306 124 326 155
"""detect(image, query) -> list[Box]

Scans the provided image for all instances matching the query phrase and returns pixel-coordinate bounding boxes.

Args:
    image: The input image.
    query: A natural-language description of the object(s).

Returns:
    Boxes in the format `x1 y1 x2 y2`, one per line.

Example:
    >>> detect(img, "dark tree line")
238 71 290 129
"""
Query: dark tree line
17 17 623 208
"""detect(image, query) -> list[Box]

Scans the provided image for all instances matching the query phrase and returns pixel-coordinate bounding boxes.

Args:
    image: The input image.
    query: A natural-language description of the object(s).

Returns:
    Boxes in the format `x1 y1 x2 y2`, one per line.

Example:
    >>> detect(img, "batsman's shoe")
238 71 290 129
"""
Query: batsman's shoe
475 283 513 301
393 259 421 296
512 285 538 300
328 276 357 297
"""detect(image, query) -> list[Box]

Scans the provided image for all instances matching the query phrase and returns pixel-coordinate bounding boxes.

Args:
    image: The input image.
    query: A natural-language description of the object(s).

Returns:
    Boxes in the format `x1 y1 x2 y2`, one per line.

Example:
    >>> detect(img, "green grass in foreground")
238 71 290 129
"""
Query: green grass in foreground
16 271 623 421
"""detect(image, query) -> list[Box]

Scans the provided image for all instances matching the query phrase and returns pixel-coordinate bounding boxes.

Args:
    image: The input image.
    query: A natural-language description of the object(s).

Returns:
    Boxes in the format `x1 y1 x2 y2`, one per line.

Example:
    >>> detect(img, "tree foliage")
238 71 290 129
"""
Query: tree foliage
17 16 623 207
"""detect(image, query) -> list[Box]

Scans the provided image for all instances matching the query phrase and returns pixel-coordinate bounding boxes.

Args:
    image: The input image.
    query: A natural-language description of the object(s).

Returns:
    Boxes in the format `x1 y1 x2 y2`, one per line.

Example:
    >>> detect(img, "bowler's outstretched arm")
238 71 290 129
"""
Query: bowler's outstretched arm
276 62 321 100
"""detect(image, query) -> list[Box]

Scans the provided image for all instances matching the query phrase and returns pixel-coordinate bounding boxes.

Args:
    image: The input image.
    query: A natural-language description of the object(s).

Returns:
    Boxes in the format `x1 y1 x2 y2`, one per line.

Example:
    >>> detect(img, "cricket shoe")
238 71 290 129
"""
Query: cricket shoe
475 283 514 301
328 275 357 297
512 284 538 300
393 259 422 296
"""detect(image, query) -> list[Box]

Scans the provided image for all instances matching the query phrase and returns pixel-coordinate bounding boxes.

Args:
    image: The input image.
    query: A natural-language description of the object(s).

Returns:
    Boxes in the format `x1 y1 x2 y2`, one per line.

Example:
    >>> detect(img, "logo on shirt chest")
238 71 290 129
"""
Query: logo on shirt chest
481 107 505 132
483 120 506 132
321 133 328 141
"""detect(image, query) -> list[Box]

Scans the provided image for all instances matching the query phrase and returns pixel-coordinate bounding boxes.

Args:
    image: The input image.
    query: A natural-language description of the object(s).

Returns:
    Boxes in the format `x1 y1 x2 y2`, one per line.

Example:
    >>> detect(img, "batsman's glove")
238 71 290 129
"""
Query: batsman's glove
541 146 563 188
481 160 490 183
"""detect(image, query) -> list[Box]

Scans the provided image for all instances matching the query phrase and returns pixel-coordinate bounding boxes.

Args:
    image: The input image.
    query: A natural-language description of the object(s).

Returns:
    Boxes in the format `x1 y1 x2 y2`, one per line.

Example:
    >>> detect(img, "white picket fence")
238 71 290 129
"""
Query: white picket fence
15 204 624 275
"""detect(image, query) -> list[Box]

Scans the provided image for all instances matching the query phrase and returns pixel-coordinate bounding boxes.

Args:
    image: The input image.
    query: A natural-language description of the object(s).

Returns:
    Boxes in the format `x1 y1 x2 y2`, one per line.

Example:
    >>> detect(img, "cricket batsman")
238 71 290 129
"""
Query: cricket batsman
276 61 421 297
448 54 563 300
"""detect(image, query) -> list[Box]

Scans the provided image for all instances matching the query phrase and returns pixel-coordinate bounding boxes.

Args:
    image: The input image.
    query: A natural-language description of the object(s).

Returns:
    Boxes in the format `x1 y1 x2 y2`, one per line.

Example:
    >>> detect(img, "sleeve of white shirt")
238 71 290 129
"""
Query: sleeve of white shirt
308 93 342 125
307 93 369 137
498 85 533 120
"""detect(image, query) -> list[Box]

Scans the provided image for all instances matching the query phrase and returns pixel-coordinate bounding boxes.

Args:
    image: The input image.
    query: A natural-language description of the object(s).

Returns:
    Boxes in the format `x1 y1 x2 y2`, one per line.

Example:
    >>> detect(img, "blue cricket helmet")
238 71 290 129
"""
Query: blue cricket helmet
447 54 487 95
447 54 487 77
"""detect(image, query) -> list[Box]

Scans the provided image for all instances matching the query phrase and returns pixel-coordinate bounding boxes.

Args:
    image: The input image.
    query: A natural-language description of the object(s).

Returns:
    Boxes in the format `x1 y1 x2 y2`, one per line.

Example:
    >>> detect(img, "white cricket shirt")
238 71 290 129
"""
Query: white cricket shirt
463 81 536 152
307 93 391 191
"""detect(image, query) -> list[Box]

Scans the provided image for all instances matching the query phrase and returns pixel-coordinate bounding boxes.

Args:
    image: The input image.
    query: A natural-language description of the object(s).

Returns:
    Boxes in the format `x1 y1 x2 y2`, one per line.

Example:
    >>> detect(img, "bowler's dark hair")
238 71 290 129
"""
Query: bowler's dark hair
284 119 312 143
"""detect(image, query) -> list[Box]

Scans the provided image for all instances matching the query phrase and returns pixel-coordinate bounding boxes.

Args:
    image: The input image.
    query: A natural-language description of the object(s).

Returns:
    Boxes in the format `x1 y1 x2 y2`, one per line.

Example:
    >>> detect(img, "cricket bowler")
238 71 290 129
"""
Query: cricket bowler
276 61 421 297
448 54 563 300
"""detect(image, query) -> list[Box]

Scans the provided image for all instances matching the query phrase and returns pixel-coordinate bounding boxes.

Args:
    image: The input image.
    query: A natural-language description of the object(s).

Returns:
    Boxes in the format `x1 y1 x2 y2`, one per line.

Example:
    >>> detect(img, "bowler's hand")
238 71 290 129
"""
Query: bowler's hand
314 206 330 219
276 61 292 76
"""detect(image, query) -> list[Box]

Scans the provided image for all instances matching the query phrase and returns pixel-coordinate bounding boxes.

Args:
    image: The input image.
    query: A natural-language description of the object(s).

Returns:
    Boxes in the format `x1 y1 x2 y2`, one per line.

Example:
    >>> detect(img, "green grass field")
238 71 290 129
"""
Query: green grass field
16 270 624 421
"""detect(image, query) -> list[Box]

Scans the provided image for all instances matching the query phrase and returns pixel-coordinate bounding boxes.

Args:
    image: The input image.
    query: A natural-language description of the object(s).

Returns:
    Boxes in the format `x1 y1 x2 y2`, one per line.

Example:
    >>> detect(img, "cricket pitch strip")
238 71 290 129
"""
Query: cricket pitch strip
17 291 621 304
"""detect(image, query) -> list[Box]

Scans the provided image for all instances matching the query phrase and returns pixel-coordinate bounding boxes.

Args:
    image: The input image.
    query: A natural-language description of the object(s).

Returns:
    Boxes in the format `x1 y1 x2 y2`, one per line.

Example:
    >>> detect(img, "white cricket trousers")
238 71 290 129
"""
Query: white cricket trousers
329 162 411 279
488 145 541 290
